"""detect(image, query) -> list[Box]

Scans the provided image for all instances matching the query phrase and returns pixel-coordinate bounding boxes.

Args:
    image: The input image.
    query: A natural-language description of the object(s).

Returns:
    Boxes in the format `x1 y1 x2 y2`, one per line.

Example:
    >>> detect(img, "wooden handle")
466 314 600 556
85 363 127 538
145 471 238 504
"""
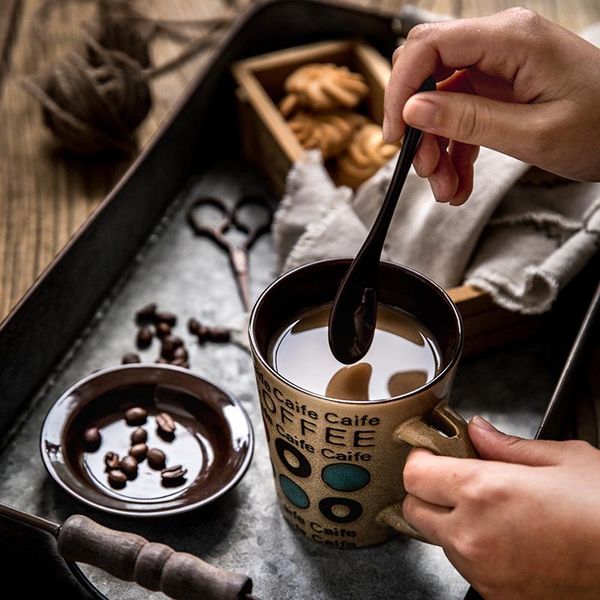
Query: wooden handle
57 515 252 600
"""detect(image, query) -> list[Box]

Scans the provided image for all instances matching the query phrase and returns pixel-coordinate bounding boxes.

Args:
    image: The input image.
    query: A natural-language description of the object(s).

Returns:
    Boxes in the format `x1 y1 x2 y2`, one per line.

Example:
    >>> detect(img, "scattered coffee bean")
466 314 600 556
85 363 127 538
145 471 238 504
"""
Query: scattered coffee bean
156 412 176 439
129 443 148 461
122 352 141 364
189 320 209 344
173 346 188 360
120 456 138 480
147 448 166 470
125 407 147 426
188 318 230 345
161 465 187 486
187 317 201 335
104 451 120 471
171 358 190 369
83 427 101 451
209 326 231 343
155 311 177 327
136 326 153 349
135 303 157 324
108 470 127 488
156 322 172 338
156 357 169 364
161 335 184 359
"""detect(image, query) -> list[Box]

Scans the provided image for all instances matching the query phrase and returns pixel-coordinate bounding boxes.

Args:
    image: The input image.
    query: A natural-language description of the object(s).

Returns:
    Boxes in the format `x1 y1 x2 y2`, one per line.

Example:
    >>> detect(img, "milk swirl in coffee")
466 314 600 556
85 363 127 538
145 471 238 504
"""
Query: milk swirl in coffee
269 303 441 401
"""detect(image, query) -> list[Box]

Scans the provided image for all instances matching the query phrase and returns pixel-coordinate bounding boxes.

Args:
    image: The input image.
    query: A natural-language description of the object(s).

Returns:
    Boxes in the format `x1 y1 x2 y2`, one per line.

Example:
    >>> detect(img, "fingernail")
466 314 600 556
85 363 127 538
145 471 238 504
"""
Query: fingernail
470 415 497 432
405 97 437 130
382 112 391 142
429 177 442 201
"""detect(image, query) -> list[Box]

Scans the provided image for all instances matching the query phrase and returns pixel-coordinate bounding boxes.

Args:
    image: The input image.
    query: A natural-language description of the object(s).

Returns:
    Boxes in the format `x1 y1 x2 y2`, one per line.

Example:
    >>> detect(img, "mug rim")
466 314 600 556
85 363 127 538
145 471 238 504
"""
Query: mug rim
248 258 464 405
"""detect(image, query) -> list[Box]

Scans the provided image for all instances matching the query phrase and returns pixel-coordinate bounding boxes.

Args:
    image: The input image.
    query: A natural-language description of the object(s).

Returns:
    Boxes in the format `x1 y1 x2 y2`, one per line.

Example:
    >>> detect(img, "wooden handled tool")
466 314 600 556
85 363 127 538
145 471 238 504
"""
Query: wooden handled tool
0 504 255 600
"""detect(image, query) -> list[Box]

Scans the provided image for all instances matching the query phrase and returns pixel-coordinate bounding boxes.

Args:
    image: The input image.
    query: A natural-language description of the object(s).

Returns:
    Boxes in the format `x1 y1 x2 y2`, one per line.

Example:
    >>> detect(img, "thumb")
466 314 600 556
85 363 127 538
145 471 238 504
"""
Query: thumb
403 91 543 164
468 415 566 467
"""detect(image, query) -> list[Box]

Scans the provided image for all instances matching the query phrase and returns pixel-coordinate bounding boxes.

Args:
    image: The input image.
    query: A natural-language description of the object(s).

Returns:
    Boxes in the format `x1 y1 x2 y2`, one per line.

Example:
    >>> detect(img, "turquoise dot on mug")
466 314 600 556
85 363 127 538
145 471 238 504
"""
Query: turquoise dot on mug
321 463 371 492
279 474 310 509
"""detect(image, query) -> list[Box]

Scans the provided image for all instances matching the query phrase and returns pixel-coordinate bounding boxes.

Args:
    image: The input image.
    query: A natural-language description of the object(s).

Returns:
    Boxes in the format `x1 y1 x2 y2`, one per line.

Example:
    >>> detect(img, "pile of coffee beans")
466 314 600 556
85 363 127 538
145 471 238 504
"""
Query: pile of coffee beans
120 304 231 368
84 407 187 489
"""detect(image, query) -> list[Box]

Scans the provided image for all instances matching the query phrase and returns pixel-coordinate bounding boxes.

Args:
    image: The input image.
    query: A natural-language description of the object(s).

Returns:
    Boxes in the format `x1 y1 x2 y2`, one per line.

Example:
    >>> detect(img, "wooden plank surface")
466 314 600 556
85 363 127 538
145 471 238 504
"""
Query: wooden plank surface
1 0 600 323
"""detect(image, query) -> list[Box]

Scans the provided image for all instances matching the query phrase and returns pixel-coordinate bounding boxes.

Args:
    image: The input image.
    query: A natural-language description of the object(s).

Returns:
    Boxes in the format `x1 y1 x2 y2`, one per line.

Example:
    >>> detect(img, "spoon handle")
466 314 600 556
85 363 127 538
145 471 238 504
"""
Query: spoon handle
361 77 436 263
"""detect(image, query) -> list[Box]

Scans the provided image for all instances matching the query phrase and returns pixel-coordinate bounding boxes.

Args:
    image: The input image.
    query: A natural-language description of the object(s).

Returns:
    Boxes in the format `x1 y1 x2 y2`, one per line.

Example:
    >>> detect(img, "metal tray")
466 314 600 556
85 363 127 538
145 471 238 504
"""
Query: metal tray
0 2 597 598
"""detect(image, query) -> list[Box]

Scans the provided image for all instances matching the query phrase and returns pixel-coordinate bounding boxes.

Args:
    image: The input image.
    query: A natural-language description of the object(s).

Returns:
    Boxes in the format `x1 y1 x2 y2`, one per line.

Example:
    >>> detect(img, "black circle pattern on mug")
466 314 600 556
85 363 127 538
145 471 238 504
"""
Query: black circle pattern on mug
321 463 371 492
279 474 310 509
275 438 311 478
319 497 363 523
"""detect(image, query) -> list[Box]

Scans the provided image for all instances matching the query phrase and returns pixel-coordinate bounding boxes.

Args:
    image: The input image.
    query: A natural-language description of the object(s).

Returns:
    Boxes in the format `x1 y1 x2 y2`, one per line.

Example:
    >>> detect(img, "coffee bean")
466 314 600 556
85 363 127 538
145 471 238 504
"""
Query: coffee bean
135 303 157 324
156 322 172 338
155 311 177 327
161 335 184 359
173 346 188 360
129 443 148 461
125 407 147 426
209 327 231 343
190 320 210 344
136 326 153 349
122 352 141 365
171 358 190 369
120 456 138 480
147 448 166 470
104 452 120 471
83 427 101 451
108 470 127 488
187 317 201 335
156 357 169 364
156 412 176 439
131 428 147 445
161 465 187 486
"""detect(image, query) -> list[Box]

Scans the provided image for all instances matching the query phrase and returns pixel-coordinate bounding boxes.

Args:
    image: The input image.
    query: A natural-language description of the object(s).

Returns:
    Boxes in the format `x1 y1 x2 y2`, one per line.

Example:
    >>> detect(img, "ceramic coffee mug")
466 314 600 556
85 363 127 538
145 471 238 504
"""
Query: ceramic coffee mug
249 259 476 548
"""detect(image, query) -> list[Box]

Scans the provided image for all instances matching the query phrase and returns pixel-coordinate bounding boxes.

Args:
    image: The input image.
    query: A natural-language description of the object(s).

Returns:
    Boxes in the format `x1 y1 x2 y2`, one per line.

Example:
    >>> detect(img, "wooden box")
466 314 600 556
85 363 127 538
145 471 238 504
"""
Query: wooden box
232 39 538 355
232 40 390 195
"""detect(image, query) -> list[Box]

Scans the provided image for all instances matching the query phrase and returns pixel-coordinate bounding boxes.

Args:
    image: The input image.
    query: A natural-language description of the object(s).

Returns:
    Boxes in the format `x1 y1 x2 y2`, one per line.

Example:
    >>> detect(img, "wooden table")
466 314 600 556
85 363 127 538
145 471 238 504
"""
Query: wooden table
1 0 599 323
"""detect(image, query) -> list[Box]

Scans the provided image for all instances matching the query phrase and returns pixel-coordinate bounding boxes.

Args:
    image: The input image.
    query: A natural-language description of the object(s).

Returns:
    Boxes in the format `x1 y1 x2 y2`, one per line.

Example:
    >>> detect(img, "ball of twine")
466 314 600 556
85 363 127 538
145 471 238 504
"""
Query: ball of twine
23 0 232 155
23 2 153 155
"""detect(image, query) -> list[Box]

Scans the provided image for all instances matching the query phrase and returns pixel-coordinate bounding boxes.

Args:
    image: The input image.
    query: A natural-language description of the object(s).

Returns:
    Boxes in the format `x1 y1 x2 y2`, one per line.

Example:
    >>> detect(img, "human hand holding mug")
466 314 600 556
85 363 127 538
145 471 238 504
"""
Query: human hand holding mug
403 420 600 599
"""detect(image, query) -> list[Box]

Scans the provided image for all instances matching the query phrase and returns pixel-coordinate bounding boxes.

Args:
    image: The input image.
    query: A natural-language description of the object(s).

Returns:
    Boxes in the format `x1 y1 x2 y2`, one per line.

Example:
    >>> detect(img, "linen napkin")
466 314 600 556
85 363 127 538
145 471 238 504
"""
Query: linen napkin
275 148 599 314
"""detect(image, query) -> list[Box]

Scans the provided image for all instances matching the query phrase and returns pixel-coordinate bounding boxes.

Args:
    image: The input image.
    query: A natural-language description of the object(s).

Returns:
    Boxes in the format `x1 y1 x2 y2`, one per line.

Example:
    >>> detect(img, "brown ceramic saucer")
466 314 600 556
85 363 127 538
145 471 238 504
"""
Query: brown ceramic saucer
40 365 254 517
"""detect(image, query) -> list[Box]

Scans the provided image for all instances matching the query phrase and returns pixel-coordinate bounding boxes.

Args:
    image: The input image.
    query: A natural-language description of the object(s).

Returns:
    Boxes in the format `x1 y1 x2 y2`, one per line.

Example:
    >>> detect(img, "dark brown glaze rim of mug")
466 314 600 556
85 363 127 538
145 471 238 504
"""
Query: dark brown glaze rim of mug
249 258 464 405
39 364 254 518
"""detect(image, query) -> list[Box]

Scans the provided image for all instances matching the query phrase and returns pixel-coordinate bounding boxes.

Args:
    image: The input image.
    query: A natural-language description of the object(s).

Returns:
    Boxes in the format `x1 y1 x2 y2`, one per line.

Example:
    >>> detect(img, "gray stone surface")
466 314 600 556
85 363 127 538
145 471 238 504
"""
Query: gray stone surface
0 160 557 599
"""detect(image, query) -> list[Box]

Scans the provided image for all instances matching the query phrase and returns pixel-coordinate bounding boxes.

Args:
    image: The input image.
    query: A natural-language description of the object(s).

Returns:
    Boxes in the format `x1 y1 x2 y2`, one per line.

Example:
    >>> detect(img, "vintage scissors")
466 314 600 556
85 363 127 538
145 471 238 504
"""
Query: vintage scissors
186 195 273 312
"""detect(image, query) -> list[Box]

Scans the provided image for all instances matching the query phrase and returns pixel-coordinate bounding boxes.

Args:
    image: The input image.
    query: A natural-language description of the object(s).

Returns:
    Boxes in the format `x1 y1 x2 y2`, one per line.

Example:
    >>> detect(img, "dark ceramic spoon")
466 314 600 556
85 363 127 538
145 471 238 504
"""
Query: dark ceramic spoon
328 77 437 364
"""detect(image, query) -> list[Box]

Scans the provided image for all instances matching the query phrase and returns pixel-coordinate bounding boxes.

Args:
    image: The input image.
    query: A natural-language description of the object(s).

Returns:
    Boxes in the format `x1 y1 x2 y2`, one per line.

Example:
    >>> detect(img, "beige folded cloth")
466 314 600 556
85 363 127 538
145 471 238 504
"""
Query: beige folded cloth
273 148 599 314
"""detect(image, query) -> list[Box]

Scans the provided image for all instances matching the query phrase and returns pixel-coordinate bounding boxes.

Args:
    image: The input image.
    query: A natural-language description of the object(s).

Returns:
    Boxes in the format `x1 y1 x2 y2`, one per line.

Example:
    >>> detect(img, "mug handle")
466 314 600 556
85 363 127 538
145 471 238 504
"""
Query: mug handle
376 403 477 542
